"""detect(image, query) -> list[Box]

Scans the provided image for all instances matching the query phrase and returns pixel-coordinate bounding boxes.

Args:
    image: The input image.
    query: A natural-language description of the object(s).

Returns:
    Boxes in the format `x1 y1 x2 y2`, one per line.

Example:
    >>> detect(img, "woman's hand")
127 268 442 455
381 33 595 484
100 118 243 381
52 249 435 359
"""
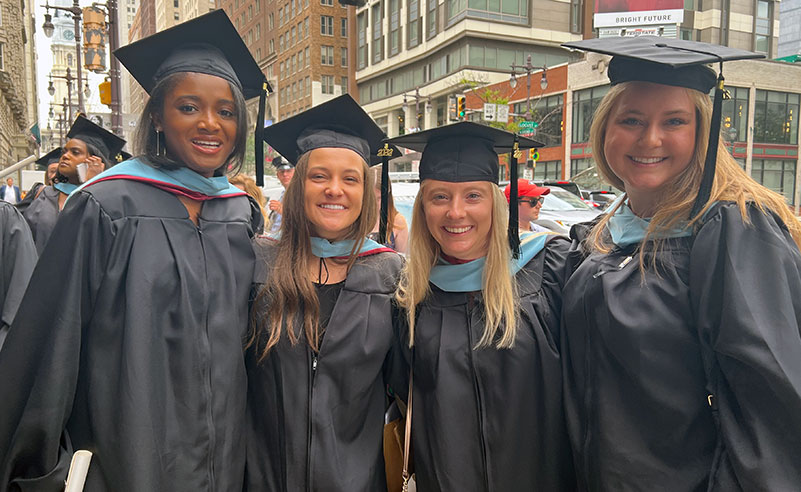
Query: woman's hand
268 199 283 215
84 156 106 182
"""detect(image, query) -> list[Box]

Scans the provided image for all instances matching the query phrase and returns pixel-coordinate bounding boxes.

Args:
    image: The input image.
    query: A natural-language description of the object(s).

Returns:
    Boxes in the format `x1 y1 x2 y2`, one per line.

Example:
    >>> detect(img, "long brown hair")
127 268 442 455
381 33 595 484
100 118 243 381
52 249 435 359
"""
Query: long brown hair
395 182 519 349
587 82 801 263
251 150 378 359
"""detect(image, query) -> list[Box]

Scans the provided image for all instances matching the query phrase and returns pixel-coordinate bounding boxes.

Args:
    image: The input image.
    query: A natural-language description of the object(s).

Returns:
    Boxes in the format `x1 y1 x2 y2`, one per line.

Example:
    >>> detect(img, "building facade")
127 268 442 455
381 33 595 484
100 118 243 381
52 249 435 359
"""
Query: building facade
779 0 801 57
0 0 37 165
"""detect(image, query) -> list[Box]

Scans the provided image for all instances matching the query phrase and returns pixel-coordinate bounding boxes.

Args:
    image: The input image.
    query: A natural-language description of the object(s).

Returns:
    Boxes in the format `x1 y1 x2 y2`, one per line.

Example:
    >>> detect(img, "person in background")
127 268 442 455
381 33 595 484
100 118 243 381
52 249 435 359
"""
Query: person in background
0 11 267 490
267 156 295 234
1 178 20 204
0 201 36 351
46 162 59 186
14 149 62 215
389 122 575 492
20 116 125 254
561 36 801 490
230 173 267 233
246 95 403 492
367 166 409 254
504 179 552 233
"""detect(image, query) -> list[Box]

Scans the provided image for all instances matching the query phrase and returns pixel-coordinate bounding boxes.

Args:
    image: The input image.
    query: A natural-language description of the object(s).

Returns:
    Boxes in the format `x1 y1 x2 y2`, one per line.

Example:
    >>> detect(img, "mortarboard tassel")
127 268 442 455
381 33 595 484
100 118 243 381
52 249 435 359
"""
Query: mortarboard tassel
255 80 268 186
508 136 521 259
690 70 725 219
378 144 391 245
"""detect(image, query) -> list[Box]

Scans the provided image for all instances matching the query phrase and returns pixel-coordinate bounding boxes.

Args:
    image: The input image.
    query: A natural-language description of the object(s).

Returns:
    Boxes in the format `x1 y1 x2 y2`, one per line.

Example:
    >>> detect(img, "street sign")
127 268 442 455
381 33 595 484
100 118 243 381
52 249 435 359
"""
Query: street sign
519 120 536 137
483 103 496 121
496 105 509 122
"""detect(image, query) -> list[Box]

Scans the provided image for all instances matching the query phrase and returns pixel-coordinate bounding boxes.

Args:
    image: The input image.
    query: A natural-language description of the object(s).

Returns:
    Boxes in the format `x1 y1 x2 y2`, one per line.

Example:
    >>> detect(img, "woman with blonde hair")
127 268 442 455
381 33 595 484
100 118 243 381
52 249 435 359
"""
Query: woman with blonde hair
561 37 801 490
389 122 575 491
245 95 404 492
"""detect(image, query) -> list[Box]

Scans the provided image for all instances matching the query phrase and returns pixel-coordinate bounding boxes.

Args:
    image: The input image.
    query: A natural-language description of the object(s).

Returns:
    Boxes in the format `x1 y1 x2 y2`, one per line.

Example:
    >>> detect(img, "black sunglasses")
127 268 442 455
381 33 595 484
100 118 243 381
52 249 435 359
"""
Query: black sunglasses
519 197 544 206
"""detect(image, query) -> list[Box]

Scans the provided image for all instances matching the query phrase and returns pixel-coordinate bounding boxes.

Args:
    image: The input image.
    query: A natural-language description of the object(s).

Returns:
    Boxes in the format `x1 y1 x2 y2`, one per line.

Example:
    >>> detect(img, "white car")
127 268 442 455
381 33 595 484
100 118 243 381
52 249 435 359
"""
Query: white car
534 186 602 235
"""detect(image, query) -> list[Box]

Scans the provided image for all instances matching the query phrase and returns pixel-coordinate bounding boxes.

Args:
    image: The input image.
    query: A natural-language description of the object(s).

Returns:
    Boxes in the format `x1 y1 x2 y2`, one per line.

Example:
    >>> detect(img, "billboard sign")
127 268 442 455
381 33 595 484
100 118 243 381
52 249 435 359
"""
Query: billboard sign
594 0 683 28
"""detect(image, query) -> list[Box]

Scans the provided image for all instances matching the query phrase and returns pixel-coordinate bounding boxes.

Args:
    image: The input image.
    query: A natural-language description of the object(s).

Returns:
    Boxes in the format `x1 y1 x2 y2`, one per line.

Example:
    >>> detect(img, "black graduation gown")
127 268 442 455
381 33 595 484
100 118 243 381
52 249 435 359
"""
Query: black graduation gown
562 202 801 491
402 236 576 492
19 184 60 254
0 201 37 349
0 179 260 492
245 242 403 492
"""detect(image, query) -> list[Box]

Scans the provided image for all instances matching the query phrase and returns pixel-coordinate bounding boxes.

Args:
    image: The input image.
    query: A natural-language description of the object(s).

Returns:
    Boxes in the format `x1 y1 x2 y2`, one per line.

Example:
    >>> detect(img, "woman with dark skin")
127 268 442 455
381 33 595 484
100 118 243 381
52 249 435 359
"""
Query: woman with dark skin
20 116 123 254
0 11 268 491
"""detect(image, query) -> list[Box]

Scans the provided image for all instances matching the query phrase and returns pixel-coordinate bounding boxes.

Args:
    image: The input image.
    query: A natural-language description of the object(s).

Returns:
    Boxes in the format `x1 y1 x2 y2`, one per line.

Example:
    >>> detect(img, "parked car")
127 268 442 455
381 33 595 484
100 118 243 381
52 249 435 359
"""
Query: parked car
587 190 619 209
534 186 602 234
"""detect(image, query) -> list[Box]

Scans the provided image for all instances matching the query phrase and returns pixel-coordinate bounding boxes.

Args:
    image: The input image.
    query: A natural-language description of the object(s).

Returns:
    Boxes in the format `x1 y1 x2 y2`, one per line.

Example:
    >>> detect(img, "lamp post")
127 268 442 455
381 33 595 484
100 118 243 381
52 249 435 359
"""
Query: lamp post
509 55 548 121
48 67 77 121
401 87 431 133
42 0 85 114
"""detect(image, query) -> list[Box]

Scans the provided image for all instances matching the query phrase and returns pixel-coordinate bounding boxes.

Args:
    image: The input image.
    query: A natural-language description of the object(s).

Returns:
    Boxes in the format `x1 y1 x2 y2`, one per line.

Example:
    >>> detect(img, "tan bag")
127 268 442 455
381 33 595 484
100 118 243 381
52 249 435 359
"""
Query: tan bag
383 363 414 492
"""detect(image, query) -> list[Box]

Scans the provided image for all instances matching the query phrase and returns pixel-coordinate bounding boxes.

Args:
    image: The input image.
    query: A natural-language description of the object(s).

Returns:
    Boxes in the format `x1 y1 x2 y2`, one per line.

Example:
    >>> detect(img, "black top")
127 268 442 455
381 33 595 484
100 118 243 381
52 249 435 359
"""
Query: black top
315 279 344 336
562 203 801 490
0 179 261 491
396 236 576 491
246 243 404 492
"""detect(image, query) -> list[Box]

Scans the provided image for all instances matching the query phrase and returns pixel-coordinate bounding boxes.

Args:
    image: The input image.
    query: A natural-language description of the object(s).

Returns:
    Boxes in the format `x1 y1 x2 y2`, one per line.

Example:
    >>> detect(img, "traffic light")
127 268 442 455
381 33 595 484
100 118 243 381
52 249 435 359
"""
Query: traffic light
99 80 111 106
82 6 107 72
560 120 564 133
529 149 540 161
457 96 466 119
448 96 457 121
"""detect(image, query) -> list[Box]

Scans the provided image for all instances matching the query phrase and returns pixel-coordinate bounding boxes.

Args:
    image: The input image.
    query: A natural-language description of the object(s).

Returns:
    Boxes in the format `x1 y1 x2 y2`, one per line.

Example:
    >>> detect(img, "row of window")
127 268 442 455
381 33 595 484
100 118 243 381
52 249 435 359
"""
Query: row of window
320 45 348 67
277 17 309 53
278 75 349 105
278 46 310 79
356 0 438 69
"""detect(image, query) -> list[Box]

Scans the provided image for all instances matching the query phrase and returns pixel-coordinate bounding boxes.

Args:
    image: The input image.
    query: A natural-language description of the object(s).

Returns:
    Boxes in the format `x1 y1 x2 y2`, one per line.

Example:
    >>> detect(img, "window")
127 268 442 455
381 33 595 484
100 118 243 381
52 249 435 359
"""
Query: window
174 12 179 20
256 0 261 12
321 45 334 65
279 61 284 78
408 0 421 48
279 34 284 51
68 53 74 67
306 76 311 96
570 0 581 33
269 39 275 53
0 43 3 71
291 26 296 45
304 17 309 37
257 47 262 59
299 49 304 68
248 5 253 18
721 86 749 143
341 76 348 94
572 85 609 143
321 15 333 35
292 54 297 73
341 47 348 66
322 0 333 5
305 46 310 66
269 13 274 28
755 0 772 55
450 0 528 24
751 159 797 204
278 7 283 24
247 31 252 45
513 94 564 147
372 2 384 63
357 12 368 69
174 0 178 7
284 3 289 22
341 17 347 36
256 24 261 40
322 75 335 94
570 158 593 180
533 161 562 181
388 0 401 56
427 0 438 39
754 90 799 145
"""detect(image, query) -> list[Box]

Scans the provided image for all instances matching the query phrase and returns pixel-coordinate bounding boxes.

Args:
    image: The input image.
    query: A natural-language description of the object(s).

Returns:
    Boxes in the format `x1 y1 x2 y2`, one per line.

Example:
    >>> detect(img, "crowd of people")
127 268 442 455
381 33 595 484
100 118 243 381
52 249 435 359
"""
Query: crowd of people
0 10 799 492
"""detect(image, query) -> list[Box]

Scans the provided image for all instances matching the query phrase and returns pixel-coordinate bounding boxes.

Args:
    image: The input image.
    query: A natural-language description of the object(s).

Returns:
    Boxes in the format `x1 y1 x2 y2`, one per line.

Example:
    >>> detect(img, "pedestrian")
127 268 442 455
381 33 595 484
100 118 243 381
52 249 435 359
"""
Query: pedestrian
0 178 20 204
20 116 125 254
560 36 801 490
0 10 267 491
0 200 36 351
388 122 576 491
230 173 268 232
267 155 294 233
14 148 62 215
504 178 552 233
245 94 404 492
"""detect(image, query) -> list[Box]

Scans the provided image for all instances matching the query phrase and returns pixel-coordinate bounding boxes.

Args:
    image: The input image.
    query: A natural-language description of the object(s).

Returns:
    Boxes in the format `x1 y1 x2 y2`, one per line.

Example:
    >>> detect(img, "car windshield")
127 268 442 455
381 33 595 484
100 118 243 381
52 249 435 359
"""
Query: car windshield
542 187 595 211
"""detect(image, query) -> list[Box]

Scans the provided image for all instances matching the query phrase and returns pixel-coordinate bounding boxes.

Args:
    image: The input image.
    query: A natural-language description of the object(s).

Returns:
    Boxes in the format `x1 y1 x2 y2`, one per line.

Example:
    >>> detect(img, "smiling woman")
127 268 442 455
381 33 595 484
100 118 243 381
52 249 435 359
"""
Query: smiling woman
0 11 269 491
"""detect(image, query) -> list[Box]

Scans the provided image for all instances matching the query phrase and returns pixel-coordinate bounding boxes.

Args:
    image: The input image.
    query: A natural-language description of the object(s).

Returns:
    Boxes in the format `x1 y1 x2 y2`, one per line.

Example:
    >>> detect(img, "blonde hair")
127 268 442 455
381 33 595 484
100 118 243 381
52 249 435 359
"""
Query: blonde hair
229 174 268 222
395 182 519 349
250 151 377 358
587 82 801 261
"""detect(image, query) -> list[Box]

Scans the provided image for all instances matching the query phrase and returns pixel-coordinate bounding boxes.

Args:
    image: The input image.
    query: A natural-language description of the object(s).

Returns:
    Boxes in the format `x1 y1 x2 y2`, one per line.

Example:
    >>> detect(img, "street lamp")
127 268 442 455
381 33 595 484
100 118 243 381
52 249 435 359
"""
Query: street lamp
49 67 77 121
509 55 548 121
401 87 430 132
42 0 85 114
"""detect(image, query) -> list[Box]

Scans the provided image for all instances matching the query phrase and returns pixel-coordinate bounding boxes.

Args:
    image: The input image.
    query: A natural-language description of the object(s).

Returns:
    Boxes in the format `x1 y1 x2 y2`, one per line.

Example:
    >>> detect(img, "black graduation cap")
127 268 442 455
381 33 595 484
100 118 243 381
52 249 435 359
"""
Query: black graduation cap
271 156 294 171
562 36 764 217
118 150 133 163
387 121 543 257
66 115 126 165
35 147 63 167
263 94 400 244
114 9 273 184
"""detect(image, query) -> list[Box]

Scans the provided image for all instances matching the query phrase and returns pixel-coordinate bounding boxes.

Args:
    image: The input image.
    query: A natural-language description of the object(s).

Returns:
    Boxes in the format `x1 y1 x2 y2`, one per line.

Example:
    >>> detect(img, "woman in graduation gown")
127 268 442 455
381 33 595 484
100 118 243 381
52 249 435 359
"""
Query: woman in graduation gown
388 122 576 492
0 11 267 491
21 117 125 254
560 37 801 490
245 95 404 492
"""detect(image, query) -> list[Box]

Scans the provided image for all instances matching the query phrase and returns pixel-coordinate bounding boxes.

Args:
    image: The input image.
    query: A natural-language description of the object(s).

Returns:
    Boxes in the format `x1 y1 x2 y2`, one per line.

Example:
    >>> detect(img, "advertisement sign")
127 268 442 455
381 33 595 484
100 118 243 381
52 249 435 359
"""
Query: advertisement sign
594 0 683 28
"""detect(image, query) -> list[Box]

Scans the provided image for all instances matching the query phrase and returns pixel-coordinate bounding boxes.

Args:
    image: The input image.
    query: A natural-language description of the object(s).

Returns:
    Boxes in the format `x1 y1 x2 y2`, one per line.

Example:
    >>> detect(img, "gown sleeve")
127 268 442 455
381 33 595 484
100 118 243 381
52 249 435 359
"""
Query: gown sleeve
0 203 37 343
0 191 115 490
689 203 801 490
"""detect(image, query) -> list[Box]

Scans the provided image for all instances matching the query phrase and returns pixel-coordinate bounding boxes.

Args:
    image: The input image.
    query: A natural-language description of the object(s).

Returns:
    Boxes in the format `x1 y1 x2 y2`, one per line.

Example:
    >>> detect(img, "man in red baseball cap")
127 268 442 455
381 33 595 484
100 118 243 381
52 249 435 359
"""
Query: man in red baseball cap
504 179 551 233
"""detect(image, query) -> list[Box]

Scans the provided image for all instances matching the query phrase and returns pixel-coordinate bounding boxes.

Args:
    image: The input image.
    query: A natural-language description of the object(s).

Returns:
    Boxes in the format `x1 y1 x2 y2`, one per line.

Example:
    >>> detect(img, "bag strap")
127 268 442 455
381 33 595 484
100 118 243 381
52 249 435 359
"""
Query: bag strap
402 349 414 492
